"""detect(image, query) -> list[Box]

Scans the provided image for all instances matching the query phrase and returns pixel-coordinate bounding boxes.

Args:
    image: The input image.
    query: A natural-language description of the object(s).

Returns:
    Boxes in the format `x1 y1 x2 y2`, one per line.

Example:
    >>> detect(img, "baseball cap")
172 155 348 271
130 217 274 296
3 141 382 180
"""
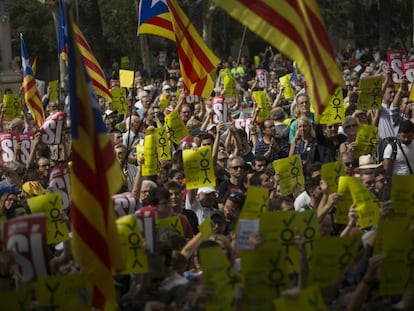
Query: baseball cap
197 187 217 195
163 85 171 91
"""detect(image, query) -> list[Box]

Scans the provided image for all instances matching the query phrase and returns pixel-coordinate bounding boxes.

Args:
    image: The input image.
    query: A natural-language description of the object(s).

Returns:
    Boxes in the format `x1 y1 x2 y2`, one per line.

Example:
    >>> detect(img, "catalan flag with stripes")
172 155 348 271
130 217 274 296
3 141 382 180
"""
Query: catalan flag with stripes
138 0 220 98
66 6 124 311
212 0 343 114
20 34 45 128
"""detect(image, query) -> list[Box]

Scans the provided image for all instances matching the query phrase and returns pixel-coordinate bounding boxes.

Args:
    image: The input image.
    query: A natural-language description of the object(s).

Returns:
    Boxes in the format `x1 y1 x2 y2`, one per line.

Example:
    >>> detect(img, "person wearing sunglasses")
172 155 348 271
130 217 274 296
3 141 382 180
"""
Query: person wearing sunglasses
218 156 245 204
339 116 359 154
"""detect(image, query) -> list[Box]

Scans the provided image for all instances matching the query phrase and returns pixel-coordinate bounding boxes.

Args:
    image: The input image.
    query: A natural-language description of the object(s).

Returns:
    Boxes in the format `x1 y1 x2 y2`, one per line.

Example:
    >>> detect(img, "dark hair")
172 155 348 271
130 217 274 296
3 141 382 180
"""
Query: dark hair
148 187 170 206
167 169 183 180
171 150 183 164
304 178 320 196
249 171 266 186
164 181 181 191
223 191 245 209
253 155 266 164
273 195 294 211
400 120 414 134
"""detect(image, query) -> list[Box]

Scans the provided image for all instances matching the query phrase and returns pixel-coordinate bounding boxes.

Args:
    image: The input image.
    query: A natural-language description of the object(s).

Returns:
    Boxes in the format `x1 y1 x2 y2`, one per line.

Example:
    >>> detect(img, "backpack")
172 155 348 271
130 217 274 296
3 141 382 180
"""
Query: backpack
376 137 398 163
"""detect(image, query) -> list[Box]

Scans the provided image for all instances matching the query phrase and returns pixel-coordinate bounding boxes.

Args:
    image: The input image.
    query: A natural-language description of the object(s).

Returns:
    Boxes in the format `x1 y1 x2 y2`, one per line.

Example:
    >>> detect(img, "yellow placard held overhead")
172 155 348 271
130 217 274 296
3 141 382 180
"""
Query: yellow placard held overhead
274 285 327 311
252 90 271 122
390 175 414 220
348 177 379 229
319 88 345 124
119 69 134 88
48 80 59 102
120 56 130 69
308 236 361 287
3 94 22 121
110 88 127 115
27 193 69 244
156 127 171 160
222 70 237 97
240 246 289 310
321 161 345 194
335 176 354 225
142 130 158 177
279 73 295 100
199 246 237 311
183 146 216 189
0 285 32 311
357 76 383 110
353 124 379 157
165 110 189 143
239 185 269 220
116 215 148 274
36 274 91 311
156 216 185 237
273 155 304 196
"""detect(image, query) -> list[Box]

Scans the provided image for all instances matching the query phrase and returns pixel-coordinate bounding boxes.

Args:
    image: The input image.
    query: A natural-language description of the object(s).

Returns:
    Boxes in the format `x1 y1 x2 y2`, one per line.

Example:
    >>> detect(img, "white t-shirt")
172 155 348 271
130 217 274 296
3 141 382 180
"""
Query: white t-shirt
383 142 414 175
294 191 311 211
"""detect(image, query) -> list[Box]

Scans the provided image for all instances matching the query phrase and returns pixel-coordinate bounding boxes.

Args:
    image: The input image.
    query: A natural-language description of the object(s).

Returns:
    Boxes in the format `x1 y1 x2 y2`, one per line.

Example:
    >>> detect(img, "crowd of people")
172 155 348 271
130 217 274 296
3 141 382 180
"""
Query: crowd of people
1 43 414 310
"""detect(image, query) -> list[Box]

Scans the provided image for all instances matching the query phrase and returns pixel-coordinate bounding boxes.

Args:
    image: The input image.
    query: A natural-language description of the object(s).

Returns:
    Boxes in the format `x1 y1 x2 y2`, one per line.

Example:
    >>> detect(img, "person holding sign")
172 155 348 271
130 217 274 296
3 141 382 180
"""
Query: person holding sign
254 119 288 163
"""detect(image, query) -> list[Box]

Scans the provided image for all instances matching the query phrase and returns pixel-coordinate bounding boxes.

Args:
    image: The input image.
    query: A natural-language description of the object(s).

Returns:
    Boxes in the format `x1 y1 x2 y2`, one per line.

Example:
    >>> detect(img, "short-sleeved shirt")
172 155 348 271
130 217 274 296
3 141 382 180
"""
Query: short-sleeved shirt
383 141 414 175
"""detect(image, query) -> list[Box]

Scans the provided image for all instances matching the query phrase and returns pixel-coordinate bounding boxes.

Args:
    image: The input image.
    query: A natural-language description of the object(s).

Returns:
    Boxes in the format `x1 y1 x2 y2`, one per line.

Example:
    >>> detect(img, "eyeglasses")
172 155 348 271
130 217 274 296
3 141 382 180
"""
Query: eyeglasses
230 165 243 170
345 124 358 129
344 162 353 167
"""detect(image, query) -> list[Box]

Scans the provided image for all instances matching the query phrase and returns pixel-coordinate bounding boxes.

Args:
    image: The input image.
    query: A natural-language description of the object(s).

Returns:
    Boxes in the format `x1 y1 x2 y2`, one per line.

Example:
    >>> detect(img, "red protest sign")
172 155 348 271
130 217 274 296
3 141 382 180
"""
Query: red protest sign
403 60 414 89
256 69 268 89
211 96 227 124
40 112 67 145
2 214 49 284
387 50 407 84
113 192 137 218
49 163 71 210
0 132 34 165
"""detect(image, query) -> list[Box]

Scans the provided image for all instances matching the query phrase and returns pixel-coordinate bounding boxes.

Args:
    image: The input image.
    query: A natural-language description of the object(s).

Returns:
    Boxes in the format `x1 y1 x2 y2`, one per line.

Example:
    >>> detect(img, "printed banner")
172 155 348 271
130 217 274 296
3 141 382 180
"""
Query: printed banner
40 111 67 145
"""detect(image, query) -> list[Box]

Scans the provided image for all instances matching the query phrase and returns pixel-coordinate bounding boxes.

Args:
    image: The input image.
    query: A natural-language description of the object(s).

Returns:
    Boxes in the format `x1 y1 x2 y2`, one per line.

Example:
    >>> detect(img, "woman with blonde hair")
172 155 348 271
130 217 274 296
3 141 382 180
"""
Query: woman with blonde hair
289 116 315 167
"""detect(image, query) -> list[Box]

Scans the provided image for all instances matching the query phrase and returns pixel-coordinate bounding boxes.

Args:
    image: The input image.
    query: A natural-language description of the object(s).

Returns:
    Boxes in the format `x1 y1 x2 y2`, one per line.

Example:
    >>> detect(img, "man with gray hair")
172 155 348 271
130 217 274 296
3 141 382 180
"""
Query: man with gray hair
218 155 245 203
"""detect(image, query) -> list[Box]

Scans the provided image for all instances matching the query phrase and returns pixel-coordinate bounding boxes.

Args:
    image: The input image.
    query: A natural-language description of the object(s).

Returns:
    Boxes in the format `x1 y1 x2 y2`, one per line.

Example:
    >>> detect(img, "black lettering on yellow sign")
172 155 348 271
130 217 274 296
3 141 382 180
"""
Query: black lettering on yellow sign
158 129 168 158
332 88 342 121
289 156 302 189
45 281 60 309
126 221 143 268
49 196 65 239
371 79 382 108
338 238 359 270
268 250 286 296
200 149 212 184
120 90 126 113
226 264 238 289
280 213 296 265
166 124 176 141
260 194 268 213
307 289 323 311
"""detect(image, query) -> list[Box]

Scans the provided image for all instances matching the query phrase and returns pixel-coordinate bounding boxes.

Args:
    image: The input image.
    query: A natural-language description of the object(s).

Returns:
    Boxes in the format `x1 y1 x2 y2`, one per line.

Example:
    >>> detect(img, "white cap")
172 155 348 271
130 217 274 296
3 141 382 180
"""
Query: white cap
197 187 216 195
162 84 171 91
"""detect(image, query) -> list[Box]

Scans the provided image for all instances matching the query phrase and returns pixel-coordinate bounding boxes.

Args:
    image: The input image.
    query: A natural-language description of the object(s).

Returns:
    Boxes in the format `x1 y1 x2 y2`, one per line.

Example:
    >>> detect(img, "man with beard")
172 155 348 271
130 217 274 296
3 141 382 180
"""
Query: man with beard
383 120 414 176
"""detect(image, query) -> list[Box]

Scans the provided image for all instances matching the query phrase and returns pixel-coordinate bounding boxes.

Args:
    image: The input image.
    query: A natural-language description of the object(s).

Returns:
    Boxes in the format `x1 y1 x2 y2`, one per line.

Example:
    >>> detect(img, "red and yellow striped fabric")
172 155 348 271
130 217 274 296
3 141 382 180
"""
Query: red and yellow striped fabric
213 0 343 113
73 22 112 102
66 10 124 311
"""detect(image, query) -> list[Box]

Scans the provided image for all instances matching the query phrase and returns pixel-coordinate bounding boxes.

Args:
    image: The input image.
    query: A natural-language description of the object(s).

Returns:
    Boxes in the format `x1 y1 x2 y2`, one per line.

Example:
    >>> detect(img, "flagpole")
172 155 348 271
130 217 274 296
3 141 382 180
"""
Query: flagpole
236 26 247 67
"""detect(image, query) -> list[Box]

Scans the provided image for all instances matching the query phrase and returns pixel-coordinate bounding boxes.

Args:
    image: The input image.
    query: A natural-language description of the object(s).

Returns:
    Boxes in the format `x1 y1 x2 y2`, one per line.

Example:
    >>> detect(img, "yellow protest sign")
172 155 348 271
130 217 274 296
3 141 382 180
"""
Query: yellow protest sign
319 88 345 124
165 111 189 144
308 236 361 287
348 177 379 229
110 87 127 114
27 192 69 244
279 74 295 100
390 175 414 221
159 93 170 111
357 76 383 110
48 80 59 102
374 219 414 295
273 155 304 196
120 56 130 69
116 215 148 274
335 176 354 224
156 216 185 237
183 146 216 189
321 161 345 194
274 285 327 311
136 142 144 159
240 185 269 219
223 72 237 97
259 210 319 271
119 69 134 88
142 131 158 177
3 94 22 121
252 90 271 122
198 218 213 240
353 124 379 157
240 246 289 310
156 127 171 161
36 274 91 310
199 246 237 311
0 285 32 311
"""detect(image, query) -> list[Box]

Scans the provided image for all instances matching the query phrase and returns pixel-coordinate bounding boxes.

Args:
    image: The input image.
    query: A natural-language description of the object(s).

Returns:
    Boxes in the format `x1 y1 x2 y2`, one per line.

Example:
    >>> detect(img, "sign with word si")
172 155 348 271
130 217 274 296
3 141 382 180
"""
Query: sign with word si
374 219 414 295
353 123 379 157
260 210 319 272
36 274 91 311
116 215 148 274
185 94 200 105
321 161 345 194
211 96 228 124
390 175 414 221
3 214 49 283
49 163 71 210
233 117 253 139
0 132 34 165
357 76 383 110
110 87 127 115
387 50 407 84
112 192 137 218
403 60 414 90
319 88 344 124
240 246 289 310
40 111 67 145
335 176 354 225
308 236 361 287
252 90 271 122
183 146 216 189
142 130 158 177
156 127 171 160
165 111 189 144
134 208 156 253
256 69 268 89
274 285 327 311
273 154 304 196
3 93 22 120
199 246 236 311
27 192 69 245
